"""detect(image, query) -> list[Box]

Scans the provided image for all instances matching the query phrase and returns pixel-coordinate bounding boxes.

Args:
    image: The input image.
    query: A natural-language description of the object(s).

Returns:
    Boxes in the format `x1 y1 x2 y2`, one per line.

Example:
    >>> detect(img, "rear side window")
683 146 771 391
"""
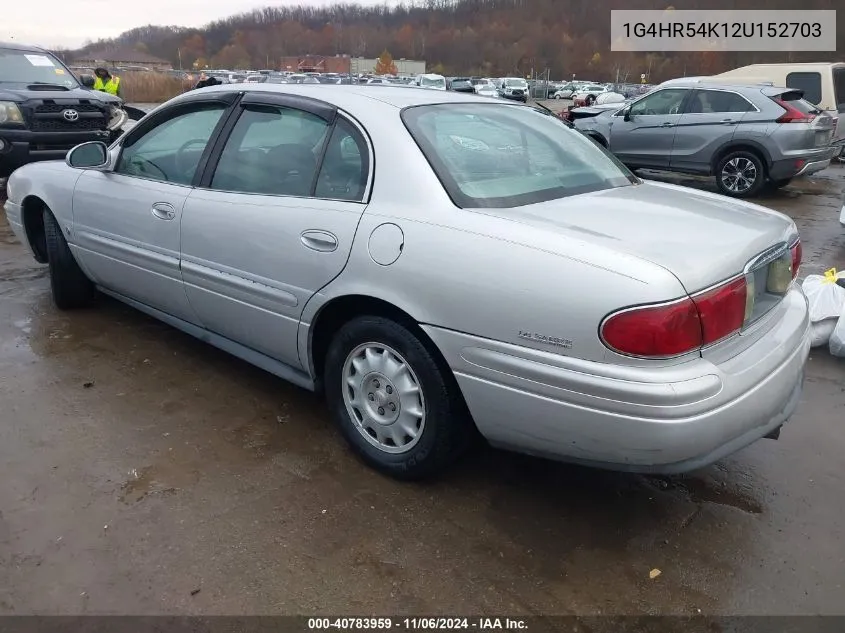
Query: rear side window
688 90 754 114
833 67 845 113
786 72 822 105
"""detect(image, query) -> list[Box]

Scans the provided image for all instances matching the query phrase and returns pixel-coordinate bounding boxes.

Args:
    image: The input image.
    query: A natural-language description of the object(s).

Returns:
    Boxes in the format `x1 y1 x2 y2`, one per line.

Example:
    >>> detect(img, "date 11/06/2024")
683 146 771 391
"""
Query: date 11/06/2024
308 618 528 630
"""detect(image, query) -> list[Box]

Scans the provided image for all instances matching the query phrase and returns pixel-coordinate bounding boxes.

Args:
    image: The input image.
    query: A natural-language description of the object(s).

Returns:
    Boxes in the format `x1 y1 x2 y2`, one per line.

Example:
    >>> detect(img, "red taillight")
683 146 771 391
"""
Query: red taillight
601 298 703 357
692 277 747 345
790 240 802 279
773 98 815 123
601 277 749 357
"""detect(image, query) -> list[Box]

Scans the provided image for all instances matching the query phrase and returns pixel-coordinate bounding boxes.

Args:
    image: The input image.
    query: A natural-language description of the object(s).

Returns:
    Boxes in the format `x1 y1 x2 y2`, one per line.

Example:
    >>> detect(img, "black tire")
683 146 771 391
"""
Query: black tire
715 150 766 198
324 315 473 479
585 94 596 106
43 208 95 309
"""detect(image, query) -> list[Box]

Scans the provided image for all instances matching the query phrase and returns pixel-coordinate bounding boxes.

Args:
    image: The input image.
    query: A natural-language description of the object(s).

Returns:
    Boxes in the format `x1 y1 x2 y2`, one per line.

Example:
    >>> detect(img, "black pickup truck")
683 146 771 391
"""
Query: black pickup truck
0 41 132 179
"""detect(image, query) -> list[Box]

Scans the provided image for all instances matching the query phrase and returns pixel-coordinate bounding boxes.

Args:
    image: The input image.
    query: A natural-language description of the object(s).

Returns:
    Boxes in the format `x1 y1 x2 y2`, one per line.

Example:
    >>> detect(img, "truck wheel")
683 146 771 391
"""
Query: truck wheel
324 315 473 479
716 151 765 198
43 208 95 309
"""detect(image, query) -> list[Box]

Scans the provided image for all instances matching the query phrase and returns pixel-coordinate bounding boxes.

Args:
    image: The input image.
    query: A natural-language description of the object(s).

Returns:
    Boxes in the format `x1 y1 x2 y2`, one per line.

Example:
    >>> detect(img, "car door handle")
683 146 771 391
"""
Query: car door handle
661 122 674 127
720 118 736 124
151 202 176 221
300 230 338 252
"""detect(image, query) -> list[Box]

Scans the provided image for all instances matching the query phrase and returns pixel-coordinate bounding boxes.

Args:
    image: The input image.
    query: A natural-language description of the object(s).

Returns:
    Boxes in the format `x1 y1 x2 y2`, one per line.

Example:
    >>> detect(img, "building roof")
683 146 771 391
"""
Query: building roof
74 46 170 65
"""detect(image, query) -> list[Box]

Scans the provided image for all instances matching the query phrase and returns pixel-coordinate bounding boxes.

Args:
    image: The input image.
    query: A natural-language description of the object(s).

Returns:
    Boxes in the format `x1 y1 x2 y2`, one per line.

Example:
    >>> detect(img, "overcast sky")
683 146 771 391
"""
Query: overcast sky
4 0 391 49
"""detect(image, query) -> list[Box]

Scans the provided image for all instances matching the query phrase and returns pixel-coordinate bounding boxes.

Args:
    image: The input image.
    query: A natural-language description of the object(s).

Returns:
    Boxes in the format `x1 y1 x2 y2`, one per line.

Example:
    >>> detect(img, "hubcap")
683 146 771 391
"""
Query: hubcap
342 342 426 454
721 157 757 193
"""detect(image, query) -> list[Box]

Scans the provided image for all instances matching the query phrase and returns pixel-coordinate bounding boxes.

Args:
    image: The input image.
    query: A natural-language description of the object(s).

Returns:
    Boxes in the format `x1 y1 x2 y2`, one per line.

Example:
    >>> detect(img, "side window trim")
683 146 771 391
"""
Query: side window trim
115 96 239 187
682 89 759 115
628 88 690 116
198 104 374 204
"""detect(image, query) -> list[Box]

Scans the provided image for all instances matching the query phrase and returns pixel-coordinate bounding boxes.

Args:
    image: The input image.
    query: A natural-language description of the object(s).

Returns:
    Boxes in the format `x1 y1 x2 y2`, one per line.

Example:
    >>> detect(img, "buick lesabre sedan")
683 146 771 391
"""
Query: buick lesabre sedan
4 85 811 479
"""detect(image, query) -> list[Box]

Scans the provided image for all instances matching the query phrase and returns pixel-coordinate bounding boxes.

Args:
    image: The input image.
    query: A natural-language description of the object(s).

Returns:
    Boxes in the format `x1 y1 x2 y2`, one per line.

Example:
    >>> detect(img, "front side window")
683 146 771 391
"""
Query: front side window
629 89 687 116
687 90 754 114
116 105 226 185
211 105 331 196
402 103 634 208
786 72 822 105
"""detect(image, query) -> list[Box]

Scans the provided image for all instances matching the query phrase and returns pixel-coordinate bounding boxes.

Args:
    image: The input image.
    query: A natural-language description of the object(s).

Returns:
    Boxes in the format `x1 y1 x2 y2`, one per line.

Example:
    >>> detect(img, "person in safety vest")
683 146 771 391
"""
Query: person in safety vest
93 67 121 97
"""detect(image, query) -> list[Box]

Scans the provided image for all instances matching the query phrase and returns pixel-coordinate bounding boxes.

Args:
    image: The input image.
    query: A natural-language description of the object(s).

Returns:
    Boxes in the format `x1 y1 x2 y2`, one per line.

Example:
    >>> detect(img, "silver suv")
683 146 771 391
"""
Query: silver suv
575 82 838 197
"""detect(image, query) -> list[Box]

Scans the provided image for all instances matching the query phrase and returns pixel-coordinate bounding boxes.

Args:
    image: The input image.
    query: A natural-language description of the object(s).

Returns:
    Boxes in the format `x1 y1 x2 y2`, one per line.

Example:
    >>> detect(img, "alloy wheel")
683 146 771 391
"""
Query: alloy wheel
721 157 757 193
342 342 426 454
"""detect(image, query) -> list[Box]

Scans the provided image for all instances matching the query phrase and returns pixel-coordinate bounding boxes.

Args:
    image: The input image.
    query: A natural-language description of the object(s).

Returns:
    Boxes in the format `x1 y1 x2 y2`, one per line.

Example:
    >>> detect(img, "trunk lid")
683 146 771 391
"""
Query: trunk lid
483 180 796 293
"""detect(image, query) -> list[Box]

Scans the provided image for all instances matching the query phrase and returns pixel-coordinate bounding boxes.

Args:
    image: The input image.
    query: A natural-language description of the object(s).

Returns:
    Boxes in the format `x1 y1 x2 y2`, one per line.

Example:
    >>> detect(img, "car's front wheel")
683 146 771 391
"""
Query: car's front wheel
43 208 95 309
715 150 765 198
324 316 472 479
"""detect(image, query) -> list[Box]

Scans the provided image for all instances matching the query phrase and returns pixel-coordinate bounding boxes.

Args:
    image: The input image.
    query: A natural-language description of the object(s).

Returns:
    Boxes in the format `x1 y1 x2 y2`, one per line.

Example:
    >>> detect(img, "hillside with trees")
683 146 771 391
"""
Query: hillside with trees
75 0 844 81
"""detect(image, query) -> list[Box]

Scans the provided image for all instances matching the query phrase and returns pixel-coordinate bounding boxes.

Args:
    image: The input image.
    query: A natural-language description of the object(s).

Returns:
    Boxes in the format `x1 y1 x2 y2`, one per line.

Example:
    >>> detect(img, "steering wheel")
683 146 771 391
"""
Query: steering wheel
175 138 208 179
129 155 168 180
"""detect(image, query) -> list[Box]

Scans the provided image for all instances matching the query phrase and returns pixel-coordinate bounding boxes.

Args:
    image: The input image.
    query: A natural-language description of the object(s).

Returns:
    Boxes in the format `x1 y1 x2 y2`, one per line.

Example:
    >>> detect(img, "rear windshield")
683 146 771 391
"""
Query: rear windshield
451 79 471 89
421 76 446 88
0 48 78 88
402 103 635 208
834 67 845 113
505 79 527 87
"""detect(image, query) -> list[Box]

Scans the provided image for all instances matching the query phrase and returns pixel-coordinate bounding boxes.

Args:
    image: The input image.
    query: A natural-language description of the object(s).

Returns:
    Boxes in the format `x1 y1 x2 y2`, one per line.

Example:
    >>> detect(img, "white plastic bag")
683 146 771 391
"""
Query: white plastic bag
831 309 845 357
802 269 845 347
811 319 838 347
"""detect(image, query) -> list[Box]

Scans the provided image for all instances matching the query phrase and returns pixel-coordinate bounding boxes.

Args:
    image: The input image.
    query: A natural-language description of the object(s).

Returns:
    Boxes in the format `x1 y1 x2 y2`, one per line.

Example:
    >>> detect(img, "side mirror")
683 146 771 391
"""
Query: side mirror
66 141 109 169
80 74 96 88
623 107 632 121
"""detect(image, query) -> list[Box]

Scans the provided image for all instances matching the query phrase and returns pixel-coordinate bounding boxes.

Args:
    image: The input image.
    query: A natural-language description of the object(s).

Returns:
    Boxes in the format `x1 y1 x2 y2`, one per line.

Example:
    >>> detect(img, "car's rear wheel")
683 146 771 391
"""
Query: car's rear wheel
554 94 561 99
43 208 95 309
585 94 596 106
716 150 765 198
324 315 472 479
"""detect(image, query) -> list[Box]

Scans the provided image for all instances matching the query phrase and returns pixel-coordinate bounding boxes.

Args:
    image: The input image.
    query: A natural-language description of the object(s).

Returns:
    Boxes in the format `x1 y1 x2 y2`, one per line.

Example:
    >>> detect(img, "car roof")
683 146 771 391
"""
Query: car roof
0 41 47 53
189 83 496 109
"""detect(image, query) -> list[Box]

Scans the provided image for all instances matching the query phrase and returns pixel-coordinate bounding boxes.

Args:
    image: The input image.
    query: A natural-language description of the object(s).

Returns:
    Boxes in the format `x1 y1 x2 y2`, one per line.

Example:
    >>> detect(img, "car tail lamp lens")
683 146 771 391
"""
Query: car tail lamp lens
790 240 802 279
773 98 815 123
602 277 751 357
692 278 748 345
601 299 703 357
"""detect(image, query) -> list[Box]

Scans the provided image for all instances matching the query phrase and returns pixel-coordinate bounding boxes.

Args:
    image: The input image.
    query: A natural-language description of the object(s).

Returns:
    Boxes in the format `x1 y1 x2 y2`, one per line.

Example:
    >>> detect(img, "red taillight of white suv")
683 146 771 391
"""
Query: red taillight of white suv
601 240 801 358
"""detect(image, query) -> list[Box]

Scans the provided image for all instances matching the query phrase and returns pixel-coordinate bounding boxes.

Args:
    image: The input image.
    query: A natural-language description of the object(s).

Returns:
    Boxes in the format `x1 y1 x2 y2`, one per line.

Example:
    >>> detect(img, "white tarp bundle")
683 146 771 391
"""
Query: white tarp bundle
802 269 845 352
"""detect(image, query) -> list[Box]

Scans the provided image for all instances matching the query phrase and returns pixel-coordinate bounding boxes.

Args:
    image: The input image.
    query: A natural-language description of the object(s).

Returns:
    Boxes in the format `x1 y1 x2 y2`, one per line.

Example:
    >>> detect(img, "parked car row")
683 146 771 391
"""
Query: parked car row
574 81 839 197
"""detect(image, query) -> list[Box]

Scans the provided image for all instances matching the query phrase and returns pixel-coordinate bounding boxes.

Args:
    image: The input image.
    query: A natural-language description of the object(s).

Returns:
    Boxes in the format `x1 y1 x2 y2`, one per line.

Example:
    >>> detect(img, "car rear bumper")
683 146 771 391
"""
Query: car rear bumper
0 128 111 177
769 145 838 180
423 286 810 472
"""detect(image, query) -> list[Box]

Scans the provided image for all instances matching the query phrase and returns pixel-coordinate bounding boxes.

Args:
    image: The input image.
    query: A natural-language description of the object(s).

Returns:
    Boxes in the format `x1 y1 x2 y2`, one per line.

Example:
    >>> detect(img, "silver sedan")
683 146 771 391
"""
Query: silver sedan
4 85 811 478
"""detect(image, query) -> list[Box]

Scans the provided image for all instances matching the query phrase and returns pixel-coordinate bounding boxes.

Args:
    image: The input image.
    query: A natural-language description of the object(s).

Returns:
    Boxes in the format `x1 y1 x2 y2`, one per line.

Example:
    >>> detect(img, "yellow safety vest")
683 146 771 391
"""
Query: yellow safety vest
93 76 120 95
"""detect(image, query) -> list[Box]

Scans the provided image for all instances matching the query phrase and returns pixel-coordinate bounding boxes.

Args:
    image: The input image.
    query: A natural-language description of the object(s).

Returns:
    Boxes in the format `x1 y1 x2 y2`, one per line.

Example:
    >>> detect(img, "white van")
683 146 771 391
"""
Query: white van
415 73 447 90
714 63 845 157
